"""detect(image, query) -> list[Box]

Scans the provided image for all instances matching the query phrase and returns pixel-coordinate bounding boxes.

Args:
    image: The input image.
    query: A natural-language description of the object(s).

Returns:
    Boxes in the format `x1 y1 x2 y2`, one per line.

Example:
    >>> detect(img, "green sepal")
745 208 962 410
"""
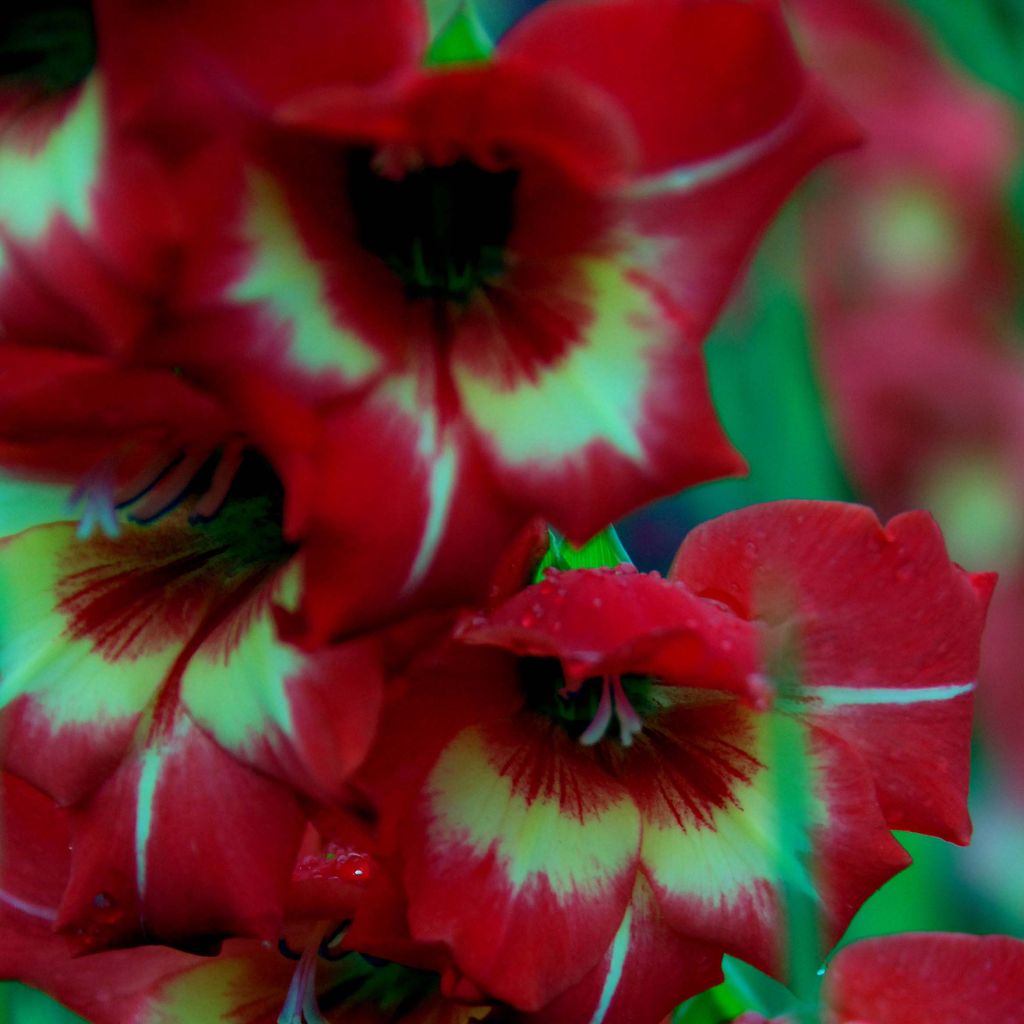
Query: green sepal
532 525 634 582
425 1 493 66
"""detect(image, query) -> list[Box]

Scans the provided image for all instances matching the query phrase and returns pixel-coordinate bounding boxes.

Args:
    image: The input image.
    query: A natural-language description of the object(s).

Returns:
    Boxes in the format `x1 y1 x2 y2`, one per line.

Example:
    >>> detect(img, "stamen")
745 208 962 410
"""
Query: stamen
579 676 614 746
128 446 212 522
112 440 247 525
611 677 644 747
70 465 120 540
278 940 329 1024
191 439 245 520
578 675 646 747
318 920 351 962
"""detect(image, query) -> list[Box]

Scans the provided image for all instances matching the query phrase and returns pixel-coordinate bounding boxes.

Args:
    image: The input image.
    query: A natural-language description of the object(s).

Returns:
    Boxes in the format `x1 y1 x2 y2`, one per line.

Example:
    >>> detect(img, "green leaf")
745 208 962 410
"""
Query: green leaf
1 983 86 1023
768 647 824 1023
898 0 1024 103
532 525 633 582
671 207 854 529
425 1 493 65
673 963 782 1024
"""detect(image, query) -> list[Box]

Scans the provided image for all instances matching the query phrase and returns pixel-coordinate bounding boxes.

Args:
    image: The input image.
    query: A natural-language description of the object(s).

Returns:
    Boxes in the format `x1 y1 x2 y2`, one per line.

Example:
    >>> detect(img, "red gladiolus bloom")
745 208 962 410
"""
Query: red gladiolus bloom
1 0 857 641
0 459 384 949
354 502 992 1015
0 771 476 1022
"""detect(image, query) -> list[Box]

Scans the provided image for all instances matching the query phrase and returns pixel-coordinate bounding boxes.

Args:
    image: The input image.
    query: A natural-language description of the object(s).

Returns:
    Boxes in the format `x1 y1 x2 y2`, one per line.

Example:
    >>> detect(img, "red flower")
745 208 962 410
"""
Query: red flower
0 770 497 1023
353 501 991 1014
0 461 383 949
1 0 857 640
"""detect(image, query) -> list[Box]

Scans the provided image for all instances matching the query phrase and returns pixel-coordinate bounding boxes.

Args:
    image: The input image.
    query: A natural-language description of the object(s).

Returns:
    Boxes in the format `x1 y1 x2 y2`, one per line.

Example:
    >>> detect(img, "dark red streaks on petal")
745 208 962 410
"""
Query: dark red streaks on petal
490 721 593 826
56 544 227 660
617 697 763 831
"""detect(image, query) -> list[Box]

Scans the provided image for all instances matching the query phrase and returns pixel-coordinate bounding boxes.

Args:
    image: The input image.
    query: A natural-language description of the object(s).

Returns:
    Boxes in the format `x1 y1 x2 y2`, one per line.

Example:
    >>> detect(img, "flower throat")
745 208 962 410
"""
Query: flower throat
348 149 519 303
0 2 96 94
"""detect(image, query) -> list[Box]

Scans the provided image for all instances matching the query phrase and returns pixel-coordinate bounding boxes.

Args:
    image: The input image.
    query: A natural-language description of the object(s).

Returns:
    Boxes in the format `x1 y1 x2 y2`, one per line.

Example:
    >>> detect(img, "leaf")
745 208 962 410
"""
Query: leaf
898 0 1024 103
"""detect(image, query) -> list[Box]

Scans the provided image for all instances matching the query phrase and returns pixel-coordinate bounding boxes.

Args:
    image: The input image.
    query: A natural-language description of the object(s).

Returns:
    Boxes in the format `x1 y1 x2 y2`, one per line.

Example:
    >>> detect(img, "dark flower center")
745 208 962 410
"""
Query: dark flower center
520 658 655 746
0 1 96 94
347 149 519 303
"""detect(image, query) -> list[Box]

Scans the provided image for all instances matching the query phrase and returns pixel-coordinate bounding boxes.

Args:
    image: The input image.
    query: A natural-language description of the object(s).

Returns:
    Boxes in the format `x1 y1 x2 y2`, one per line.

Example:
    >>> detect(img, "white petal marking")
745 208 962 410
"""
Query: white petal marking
589 906 632 1024
621 98 807 201
787 682 976 709
401 444 457 597
0 888 57 923
0 77 101 239
135 748 162 900
234 171 382 382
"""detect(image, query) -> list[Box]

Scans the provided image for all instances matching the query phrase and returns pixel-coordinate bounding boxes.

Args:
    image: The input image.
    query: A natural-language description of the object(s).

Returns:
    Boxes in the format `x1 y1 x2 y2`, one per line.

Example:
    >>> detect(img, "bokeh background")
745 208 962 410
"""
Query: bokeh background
5 0 1024 1018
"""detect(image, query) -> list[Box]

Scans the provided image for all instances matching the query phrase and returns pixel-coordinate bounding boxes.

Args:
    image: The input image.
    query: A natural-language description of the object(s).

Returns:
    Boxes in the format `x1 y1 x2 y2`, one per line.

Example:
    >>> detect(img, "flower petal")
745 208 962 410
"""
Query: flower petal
0 77 102 242
454 254 744 540
0 522 181 803
825 933 1024 1024
623 699 909 974
181 565 383 801
95 0 428 114
669 501 993 844
403 715 641 1010
460 565 761 700
501 0 814 174
295 374 522 642
56 713 304 949
522 875 723 1024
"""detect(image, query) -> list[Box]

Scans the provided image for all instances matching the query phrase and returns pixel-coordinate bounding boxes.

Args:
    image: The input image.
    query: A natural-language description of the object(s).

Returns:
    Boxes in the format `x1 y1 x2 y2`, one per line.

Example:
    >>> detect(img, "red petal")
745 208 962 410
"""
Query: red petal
461 565 761 701
95 0 428 114
280 62 636 190
57 715 304 949
826 933 1024 1024
625 704 909 975
522 875 723 1024
501 0 811 174
403 715 641 1010
293 388 523 643
670 501 992 843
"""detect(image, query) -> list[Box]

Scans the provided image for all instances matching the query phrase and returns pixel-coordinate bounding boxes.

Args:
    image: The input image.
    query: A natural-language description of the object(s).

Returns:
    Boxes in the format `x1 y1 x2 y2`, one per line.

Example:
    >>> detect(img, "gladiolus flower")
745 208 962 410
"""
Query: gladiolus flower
0 457 383 948
0 0 857 640
353 502 992 1014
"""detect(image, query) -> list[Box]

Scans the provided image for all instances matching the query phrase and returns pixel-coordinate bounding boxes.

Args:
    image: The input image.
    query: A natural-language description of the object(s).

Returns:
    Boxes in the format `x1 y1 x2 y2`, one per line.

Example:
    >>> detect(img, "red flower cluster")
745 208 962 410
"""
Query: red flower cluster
0 2 1004 1022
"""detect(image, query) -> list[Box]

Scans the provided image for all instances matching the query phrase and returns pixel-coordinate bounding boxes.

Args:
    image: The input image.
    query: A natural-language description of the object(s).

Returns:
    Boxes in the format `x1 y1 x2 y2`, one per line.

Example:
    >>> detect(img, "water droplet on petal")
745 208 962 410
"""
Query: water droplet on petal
91 892 122 925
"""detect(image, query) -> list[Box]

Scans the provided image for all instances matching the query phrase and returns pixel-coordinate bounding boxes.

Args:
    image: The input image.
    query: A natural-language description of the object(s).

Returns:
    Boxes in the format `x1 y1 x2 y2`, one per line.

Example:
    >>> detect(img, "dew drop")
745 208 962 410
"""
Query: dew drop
91 892 122 925
339 854 372 883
